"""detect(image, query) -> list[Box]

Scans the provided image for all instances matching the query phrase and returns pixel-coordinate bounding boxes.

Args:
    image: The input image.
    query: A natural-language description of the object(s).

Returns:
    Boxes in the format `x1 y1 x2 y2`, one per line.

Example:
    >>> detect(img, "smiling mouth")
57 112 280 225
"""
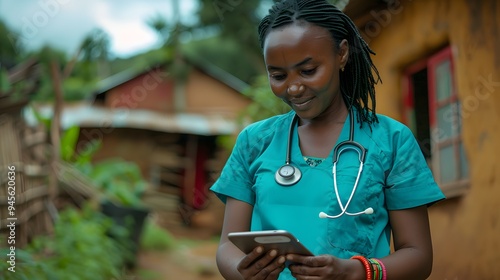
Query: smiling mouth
292 98 313 107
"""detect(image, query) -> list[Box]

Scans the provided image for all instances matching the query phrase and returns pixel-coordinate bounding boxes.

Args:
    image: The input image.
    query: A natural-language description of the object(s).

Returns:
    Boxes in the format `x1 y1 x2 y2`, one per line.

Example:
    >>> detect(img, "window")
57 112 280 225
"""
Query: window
403 47 469 197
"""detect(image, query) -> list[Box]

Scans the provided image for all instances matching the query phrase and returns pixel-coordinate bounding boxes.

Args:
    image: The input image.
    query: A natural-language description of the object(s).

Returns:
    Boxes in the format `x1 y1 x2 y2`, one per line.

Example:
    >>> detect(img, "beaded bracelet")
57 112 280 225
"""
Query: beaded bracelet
373 258 387 280
351 255 372 280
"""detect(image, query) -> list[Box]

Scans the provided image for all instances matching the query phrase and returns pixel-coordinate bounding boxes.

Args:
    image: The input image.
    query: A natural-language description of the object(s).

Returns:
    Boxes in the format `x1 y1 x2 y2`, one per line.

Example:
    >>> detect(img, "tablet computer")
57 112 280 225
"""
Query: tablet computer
228 230 313 256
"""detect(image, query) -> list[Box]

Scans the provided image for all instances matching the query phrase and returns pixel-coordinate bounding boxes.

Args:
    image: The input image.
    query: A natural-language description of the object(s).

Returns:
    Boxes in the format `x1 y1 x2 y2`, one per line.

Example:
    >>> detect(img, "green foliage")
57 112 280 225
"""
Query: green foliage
182 36 264 84
31 111 145 208
0 67 31 103
107 47 173 76
30 109 102 167
29 75 54 101
85 158 148 208
62 76 99 101
57 124 102 169
35 45 68 65
240 75 290 123
60 125 80 162
0 68 11 92
30 65 99 101
29 106 51 133
0 19 24 67
197 0 264 55
21 27 108 101
0 205 130 280
72 140 102 171
79 28 110 62
140 218 177 251
0 247 55 280
147 14 171 45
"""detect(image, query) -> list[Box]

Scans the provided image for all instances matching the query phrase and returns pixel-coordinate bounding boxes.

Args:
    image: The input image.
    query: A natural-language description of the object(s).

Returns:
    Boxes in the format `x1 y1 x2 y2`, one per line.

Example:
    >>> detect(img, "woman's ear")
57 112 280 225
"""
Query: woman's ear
338 39 349 69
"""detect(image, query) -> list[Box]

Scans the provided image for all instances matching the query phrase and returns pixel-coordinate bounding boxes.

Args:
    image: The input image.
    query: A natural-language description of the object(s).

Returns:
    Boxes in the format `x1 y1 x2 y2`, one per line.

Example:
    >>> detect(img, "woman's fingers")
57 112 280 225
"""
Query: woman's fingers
254 252 285 279
238 247 286 279
288 254 339 279
238 246 265 271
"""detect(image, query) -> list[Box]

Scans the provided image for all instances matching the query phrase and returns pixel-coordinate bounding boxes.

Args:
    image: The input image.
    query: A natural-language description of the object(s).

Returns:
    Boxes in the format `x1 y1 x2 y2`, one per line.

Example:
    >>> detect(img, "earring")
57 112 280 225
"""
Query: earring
341 67 345 72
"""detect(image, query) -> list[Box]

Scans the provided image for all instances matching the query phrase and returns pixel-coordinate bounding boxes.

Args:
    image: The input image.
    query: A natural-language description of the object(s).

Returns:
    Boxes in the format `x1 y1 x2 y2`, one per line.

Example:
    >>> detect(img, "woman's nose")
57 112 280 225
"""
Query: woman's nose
287 84 305 95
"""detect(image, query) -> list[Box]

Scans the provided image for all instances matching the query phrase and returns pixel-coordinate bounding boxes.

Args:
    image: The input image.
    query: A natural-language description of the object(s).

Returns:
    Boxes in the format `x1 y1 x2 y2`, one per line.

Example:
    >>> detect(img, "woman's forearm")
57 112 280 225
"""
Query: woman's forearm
378 247 433 280
216 242 246 280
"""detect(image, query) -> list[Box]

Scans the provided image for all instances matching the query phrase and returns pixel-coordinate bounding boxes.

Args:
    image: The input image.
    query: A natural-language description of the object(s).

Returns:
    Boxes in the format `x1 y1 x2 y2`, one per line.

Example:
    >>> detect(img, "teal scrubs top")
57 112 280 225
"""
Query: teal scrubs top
210 110 445 279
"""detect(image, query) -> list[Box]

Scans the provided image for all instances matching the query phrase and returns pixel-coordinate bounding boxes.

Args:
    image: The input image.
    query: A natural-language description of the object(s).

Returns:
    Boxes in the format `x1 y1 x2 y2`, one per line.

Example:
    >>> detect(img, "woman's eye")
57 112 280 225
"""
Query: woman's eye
302 68 317 75
271 73 286 80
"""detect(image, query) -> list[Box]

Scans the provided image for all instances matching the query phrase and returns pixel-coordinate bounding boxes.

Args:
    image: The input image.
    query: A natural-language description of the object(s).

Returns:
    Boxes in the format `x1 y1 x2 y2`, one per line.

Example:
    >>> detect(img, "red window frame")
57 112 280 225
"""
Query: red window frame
403 46 469 197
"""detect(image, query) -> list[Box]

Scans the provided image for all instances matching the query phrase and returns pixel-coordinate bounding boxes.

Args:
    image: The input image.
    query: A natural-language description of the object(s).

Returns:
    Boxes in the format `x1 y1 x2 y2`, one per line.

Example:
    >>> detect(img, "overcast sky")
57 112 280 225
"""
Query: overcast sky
0 0 198 58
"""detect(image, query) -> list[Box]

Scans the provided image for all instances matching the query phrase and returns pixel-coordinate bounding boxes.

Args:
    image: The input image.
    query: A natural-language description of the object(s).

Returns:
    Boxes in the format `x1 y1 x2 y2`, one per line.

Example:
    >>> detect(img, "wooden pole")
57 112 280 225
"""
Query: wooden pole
183 135 198 210
49 61 63 201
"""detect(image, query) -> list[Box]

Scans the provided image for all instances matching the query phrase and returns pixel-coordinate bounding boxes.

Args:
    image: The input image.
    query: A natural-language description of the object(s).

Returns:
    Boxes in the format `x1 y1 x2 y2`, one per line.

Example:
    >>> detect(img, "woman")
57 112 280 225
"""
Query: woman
210 0 445 279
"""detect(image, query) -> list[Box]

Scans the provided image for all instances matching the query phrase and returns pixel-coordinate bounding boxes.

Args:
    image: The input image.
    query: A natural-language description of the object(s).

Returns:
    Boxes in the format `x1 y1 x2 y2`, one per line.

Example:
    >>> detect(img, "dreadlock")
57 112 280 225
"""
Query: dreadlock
258 0 381 126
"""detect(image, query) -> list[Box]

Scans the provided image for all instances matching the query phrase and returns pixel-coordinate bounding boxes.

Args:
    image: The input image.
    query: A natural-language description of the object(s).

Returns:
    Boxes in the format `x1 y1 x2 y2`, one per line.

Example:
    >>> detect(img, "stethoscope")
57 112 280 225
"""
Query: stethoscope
275 109 374 219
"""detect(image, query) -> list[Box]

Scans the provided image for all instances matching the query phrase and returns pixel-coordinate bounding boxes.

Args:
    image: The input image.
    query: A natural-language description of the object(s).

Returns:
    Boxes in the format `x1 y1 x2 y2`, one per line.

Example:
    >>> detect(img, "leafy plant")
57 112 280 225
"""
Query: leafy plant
59 125 102 167
30 110 146 208
1 205 131 280
140 218 177 251
57 125 146 208
86 158 148 208
0 68 10 92
0 247 54 280
56 123 147 208
30 108 102 167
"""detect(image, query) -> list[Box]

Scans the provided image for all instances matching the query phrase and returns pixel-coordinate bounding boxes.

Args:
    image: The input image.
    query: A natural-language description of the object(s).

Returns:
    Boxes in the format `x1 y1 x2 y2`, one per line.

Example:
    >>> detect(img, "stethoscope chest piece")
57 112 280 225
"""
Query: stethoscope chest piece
275 164 302 186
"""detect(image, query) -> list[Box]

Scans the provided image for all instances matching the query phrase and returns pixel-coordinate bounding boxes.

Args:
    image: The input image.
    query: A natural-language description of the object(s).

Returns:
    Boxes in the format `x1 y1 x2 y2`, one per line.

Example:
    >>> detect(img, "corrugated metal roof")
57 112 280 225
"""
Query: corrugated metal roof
23 103 239 136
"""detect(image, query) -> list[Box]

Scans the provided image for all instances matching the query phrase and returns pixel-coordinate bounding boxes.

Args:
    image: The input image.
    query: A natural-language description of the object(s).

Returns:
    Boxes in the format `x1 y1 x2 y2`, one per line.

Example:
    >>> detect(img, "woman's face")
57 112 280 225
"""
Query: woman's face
263 22 348 121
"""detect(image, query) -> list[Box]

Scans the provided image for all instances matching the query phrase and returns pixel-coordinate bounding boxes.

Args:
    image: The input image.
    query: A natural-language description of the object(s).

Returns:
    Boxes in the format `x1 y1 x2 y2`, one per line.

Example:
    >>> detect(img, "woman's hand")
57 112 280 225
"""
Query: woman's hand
287 254 364 280
237 246 287 280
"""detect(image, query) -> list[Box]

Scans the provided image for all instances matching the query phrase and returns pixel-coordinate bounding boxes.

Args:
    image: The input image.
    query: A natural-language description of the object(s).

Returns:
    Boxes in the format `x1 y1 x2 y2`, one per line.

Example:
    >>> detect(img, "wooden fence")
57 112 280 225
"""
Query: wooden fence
0 60 100 249
0 99 54 249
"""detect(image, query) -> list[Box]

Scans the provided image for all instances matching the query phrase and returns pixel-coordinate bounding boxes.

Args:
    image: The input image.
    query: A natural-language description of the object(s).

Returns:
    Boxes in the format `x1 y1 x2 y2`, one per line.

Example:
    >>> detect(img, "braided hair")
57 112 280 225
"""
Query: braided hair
258 0 381 126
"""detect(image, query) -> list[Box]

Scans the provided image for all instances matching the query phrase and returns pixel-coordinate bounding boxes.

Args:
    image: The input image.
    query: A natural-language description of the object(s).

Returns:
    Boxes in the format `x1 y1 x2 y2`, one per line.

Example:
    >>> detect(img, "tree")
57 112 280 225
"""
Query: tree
184 0 272 83
28 45 68 101
197 0 266 54
77 28 111 80
0 20 24 68
147 14 169 42
146 14 189 46
79 29 110 61
28 27 112 102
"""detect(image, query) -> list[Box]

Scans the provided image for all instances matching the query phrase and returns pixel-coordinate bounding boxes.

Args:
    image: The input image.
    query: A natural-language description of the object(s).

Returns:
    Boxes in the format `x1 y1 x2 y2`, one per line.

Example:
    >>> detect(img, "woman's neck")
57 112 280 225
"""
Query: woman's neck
299 99 348 130
297 100 349 158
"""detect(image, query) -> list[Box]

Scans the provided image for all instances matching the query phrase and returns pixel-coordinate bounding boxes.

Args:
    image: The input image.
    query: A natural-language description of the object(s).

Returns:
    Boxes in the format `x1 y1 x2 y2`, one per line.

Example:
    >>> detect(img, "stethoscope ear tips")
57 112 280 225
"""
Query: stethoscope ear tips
364 207 374 215
318 207 374 219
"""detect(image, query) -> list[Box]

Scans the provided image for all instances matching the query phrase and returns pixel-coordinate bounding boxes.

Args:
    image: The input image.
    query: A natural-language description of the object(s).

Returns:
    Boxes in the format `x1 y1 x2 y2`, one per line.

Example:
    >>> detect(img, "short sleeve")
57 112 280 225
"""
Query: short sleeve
384 127 445 210
210 129 256 205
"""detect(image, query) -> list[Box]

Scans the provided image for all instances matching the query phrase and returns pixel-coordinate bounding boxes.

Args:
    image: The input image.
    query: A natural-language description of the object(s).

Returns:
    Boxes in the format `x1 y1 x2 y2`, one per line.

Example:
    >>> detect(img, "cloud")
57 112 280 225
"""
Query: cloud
0 0 198 57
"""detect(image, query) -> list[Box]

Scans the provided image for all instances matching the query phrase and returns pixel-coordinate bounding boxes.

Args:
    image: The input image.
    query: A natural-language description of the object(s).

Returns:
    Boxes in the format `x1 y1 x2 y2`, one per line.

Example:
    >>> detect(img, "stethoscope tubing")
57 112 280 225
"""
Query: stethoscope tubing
275 108 372 218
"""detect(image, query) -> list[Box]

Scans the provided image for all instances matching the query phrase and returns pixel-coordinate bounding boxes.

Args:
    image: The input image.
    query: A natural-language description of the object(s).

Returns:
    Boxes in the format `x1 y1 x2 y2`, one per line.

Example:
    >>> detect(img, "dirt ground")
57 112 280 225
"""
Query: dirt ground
135 240 224 280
